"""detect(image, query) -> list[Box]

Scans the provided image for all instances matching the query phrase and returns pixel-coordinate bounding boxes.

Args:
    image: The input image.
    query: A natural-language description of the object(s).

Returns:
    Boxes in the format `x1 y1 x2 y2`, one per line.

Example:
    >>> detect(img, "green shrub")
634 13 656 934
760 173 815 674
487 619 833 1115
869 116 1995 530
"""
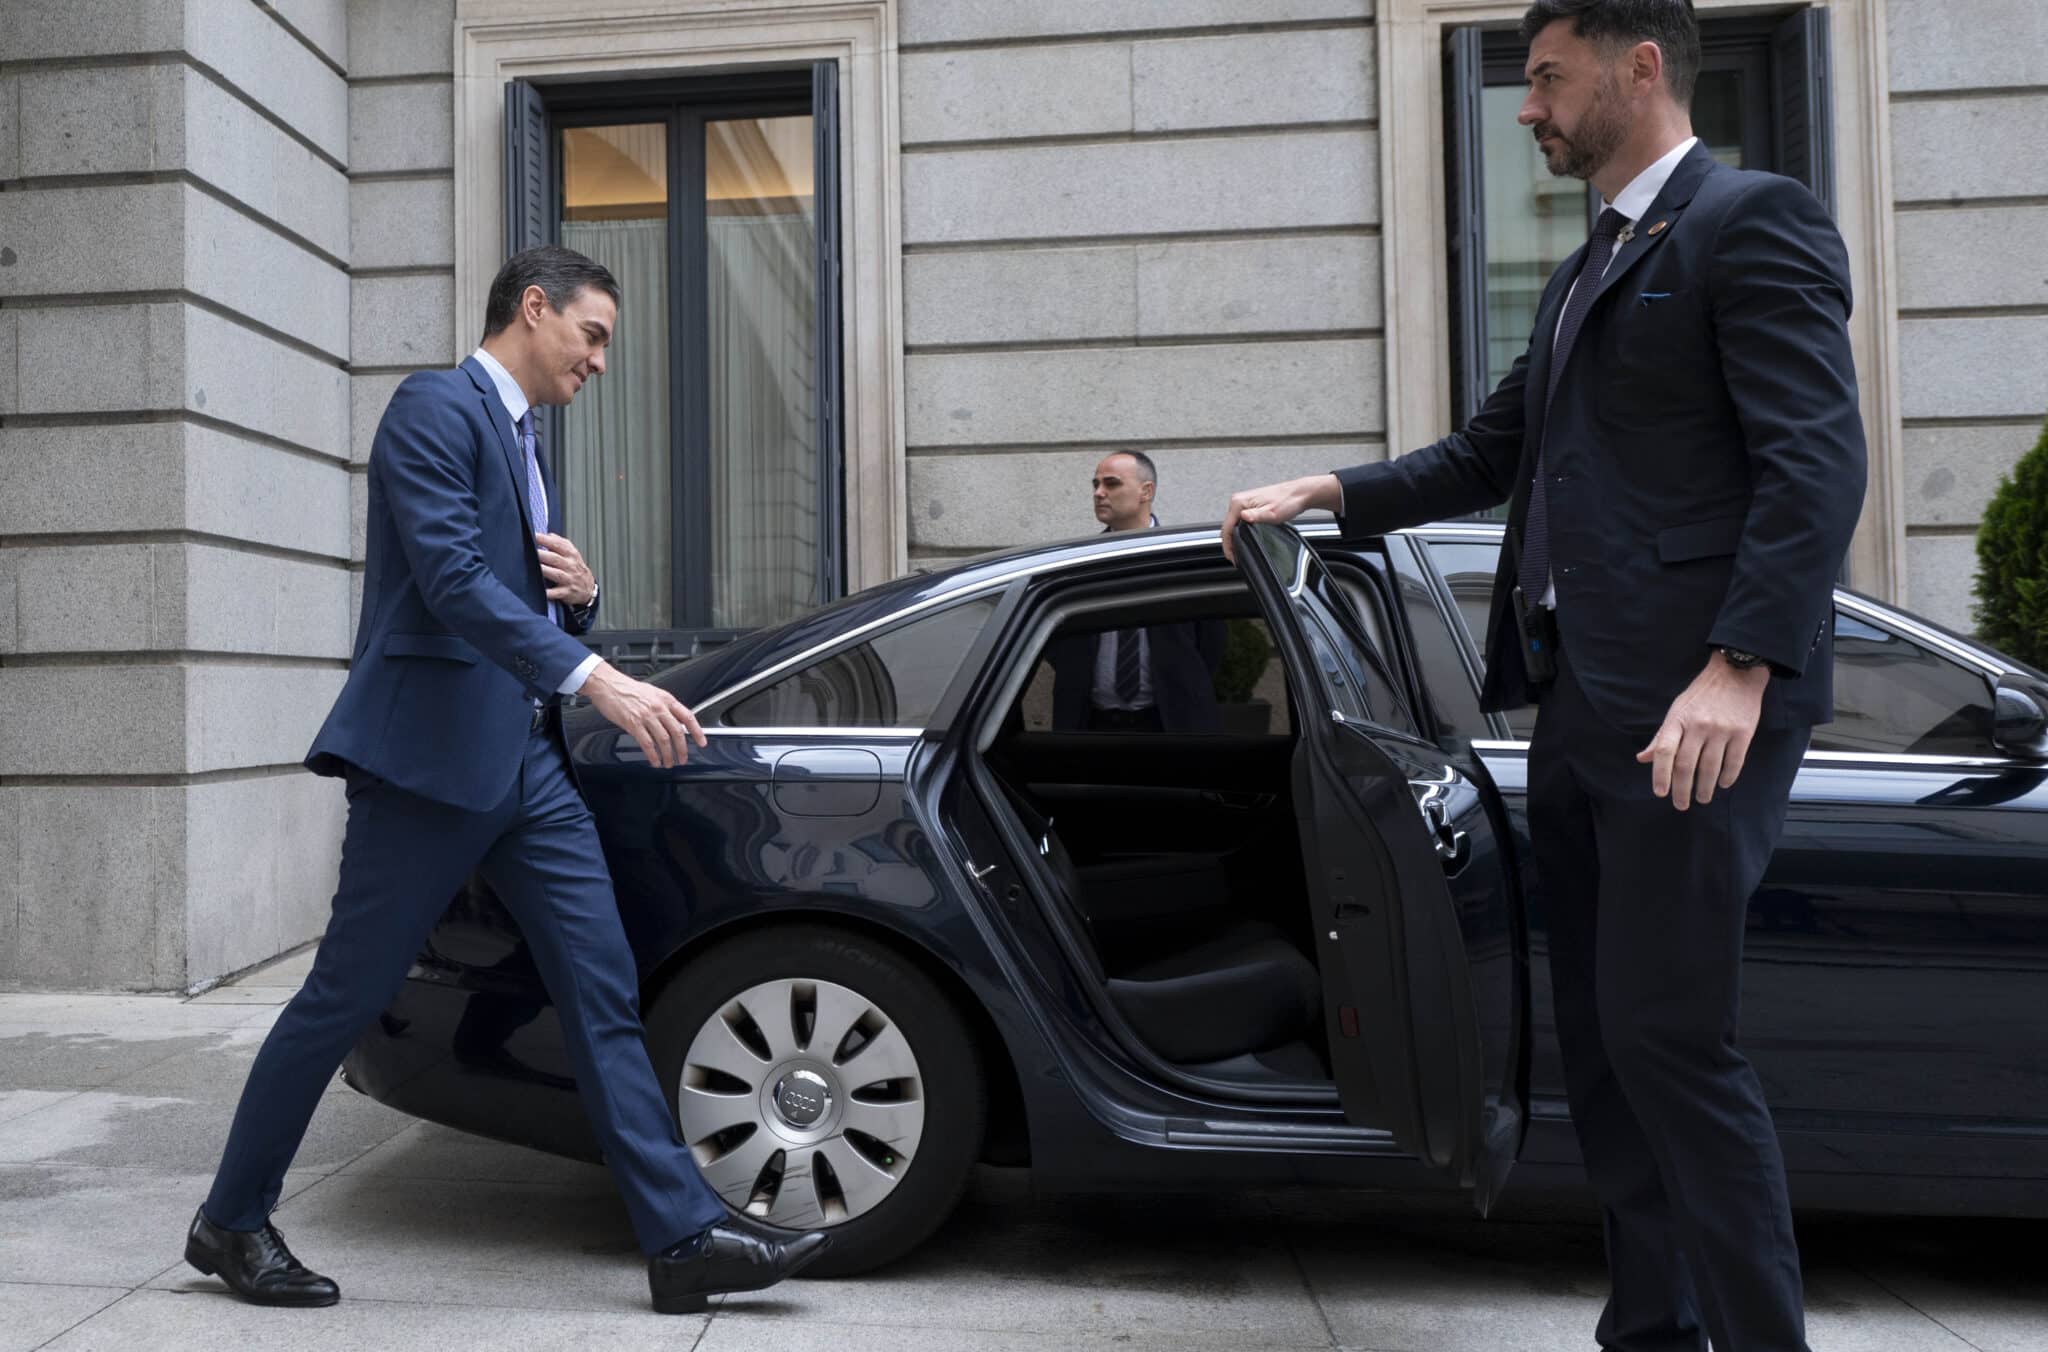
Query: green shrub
1974 415 2048 670
1214 618 1274 703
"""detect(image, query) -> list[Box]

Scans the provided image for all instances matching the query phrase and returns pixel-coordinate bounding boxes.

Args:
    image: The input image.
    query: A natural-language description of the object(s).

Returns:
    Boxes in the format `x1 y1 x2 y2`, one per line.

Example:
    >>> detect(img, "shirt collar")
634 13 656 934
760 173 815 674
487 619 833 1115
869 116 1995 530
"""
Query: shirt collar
1607 136 1698 224
470 347 530 427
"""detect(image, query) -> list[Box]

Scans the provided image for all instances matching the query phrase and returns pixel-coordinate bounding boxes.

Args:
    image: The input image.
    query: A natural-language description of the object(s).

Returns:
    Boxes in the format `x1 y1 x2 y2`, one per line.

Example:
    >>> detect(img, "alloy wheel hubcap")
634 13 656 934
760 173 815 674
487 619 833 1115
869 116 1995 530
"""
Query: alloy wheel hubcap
676 977 926 1229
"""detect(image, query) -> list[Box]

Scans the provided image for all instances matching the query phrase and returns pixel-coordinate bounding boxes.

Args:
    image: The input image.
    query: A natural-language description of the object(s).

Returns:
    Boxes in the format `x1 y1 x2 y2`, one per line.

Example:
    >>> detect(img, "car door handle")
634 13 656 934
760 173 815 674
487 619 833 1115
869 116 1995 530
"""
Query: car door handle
1421 796 1469 869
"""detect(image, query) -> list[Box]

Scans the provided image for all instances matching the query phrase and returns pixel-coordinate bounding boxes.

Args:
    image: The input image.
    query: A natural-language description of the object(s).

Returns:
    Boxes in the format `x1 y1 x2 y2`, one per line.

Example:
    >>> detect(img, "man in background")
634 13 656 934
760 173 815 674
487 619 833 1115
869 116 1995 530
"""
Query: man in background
1052 451 1224 733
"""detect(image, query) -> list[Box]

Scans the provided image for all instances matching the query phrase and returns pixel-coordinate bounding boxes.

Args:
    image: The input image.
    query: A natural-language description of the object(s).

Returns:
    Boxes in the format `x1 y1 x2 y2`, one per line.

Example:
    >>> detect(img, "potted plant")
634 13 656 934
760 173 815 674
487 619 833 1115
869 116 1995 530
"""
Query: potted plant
1213 618 1276 736
1974 415 2048 672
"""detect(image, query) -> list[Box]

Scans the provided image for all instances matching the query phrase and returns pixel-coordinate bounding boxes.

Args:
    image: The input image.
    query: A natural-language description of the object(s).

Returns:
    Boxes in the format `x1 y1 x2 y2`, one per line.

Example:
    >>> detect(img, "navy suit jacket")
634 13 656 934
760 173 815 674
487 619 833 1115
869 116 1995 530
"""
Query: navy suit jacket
1048 620 1227 734
307 358 599 810
1335 146 1866 733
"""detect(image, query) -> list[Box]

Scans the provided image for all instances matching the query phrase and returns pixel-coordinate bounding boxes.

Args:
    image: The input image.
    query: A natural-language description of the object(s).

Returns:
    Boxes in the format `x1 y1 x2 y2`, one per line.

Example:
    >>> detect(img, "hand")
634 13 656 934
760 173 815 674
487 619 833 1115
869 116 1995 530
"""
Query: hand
1635 655 1771 811
1220 474 1342 562
536 532 596 607
580 661 707 769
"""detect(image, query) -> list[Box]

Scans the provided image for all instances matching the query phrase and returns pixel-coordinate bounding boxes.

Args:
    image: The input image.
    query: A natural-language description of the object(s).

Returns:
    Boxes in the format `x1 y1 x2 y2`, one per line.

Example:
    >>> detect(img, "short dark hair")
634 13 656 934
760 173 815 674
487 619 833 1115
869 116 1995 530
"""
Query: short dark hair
1117 450 1158 486
482 245 621 338
1520 0 1701 106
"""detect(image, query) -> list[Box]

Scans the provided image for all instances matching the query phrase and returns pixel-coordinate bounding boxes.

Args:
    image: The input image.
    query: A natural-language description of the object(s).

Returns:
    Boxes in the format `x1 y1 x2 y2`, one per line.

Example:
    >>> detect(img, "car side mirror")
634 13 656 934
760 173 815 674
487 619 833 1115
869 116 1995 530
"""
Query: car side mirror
1992 673 2048 759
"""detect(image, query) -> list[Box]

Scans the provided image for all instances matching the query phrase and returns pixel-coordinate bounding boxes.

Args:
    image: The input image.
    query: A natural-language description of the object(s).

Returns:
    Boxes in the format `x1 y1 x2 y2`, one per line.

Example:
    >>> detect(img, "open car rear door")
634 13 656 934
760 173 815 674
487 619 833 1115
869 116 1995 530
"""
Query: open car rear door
1236 522 1524 1210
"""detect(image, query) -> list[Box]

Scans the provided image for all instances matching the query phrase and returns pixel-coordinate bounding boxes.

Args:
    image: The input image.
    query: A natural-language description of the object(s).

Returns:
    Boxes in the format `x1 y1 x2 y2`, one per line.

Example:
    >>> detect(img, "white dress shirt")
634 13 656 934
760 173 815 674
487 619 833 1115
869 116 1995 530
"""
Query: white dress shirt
470 348 601 695
1541 136 1699 608
1092 513 1160 710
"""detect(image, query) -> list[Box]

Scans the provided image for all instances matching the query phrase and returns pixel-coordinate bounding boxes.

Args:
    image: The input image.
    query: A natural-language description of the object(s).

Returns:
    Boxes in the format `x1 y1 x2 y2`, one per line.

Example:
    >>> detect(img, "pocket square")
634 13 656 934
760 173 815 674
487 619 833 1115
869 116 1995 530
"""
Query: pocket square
1638 291 1675 306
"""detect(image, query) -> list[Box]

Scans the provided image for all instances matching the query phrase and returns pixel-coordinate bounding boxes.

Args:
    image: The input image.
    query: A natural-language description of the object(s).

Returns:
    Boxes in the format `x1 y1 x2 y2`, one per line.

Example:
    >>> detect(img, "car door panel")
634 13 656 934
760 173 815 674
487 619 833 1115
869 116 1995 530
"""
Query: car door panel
1237 523 1525 1206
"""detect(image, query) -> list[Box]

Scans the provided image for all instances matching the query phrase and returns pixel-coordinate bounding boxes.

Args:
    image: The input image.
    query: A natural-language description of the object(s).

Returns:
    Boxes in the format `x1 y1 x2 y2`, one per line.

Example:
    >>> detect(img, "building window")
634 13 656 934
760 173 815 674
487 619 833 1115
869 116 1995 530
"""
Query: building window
505 65 844 656
1444 8 1834 428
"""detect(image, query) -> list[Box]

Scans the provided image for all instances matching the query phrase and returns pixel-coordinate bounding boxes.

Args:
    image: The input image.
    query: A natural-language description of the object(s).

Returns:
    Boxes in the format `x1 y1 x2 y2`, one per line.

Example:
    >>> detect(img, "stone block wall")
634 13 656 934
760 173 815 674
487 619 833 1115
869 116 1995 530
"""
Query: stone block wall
346 0 460 648
896 0 1382 561
0 0 355 990
1888 0 2048 630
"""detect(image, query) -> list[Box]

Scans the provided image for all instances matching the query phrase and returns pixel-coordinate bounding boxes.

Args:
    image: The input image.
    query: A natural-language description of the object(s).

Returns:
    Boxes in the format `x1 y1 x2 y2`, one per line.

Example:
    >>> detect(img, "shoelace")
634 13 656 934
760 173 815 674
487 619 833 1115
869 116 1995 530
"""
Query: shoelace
252 1225 307 1274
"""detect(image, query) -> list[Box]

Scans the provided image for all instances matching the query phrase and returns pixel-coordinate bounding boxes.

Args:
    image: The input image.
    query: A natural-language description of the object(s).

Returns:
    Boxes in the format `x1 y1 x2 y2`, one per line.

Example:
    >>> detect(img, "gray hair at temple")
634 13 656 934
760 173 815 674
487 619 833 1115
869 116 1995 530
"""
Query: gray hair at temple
483 245 622 338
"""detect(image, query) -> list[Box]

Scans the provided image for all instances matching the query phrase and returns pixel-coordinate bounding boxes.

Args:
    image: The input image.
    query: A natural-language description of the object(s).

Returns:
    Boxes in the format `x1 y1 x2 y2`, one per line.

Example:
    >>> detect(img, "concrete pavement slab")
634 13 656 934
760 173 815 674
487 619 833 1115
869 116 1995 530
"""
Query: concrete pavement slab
0 1282 126 1352
750 1171 1332 1348
0 1089 74 1127
698 1317 1333 1351
0 1165 323 1287
145 1168 654 1313
1845 1216 2048 1352
184 985 295 1006
0 1079 412 1173
40 1289 709 1351
1797 1268 1982 1352
224 945 317 990
0 997 273 1091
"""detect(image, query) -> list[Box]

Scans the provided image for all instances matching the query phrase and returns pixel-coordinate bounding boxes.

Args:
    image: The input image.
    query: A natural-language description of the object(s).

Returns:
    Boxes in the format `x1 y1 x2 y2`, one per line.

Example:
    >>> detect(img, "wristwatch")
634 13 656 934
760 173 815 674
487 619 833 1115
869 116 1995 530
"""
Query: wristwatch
1717 645 1766 671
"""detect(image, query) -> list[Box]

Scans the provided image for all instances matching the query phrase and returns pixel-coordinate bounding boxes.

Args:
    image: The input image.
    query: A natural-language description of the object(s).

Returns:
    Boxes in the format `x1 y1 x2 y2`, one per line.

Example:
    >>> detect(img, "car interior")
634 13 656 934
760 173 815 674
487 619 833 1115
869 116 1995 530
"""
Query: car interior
968 571 1405 1093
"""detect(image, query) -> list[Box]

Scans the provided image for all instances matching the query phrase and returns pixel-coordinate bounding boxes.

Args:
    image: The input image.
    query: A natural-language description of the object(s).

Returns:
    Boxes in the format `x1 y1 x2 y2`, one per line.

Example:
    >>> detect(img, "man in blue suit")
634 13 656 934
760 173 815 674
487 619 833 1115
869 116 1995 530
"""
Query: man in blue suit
1222 3 1863 1349
185 246 828 1315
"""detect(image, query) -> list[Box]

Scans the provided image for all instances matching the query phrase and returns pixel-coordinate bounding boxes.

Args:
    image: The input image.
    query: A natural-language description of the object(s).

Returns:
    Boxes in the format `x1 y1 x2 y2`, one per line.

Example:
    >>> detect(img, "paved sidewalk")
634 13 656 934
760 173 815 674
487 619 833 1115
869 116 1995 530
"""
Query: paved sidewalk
1 949 2041 1350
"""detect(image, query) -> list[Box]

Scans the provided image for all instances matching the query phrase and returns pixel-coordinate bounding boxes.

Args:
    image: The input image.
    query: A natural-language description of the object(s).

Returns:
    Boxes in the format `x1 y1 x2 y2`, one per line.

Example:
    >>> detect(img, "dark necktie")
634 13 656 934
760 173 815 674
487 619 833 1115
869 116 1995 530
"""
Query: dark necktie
1519 207 1631 601
517 411 560 628
1114 628 1143 706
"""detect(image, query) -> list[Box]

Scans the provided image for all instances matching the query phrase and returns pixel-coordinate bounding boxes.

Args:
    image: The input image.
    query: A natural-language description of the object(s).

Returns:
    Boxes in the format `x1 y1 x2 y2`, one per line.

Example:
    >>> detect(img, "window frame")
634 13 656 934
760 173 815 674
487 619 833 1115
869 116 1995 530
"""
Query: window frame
506 65 845 658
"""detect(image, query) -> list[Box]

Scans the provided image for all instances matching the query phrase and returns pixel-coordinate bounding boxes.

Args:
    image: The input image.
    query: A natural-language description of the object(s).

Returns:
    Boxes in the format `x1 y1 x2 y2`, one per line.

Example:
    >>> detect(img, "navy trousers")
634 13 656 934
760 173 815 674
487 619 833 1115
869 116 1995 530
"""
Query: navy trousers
204 722 728 1255
1529 642 1810 1352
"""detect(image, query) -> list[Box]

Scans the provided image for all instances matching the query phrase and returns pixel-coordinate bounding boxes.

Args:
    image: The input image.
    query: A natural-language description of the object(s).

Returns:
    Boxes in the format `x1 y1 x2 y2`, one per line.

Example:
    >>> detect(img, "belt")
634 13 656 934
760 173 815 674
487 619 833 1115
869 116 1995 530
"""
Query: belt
1088 705 1159 729
530 701 553 732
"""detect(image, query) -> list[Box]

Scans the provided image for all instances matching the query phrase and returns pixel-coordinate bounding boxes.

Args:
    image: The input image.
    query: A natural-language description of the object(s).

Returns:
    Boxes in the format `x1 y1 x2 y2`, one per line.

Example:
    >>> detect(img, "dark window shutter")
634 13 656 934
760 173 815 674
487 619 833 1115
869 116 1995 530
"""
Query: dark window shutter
501 80 562 489
1772 7 1835 215
1443 26 1490 427
812 60 845 602
504 79 554 256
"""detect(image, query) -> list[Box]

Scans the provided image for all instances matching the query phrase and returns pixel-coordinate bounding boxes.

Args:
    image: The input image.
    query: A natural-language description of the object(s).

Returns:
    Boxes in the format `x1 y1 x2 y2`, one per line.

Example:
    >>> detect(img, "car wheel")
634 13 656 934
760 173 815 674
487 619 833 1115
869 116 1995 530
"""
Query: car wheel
645 924 985 1277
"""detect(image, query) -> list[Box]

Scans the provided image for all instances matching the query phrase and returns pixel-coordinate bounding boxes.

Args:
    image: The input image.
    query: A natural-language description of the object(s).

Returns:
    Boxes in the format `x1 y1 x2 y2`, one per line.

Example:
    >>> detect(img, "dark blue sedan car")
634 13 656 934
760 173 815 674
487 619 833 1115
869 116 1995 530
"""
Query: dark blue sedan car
343 522 2048 1275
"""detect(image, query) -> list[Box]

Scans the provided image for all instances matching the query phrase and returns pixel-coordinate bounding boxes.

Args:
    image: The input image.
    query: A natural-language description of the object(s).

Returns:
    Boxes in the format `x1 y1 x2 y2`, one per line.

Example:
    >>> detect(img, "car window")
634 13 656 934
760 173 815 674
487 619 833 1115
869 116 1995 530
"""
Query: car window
1812 610 1998 757
724 595 998 728
1423 539 1536 739
1387 555 1489 742
1015 597 1295 738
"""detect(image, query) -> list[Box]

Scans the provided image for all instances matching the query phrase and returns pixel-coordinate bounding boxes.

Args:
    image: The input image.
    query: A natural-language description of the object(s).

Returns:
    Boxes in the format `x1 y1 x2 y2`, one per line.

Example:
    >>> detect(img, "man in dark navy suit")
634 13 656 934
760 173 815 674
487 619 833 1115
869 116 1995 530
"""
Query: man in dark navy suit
185 246 827 1315
1222 3 1864 1349
1050 451 1225 733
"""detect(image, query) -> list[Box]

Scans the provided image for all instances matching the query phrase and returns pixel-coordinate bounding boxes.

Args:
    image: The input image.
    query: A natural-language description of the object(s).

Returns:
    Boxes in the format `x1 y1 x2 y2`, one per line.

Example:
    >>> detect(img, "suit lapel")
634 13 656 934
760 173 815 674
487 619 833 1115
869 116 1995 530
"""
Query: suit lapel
1523 144 1719 457
1585 142 1715 312
1523 245 1586 435
461 357 539 540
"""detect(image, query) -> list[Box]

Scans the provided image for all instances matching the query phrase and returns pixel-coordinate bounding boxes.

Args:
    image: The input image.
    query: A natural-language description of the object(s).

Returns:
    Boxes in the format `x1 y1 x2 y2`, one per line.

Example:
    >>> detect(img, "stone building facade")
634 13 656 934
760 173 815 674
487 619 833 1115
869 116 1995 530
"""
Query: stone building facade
1 0 2042 990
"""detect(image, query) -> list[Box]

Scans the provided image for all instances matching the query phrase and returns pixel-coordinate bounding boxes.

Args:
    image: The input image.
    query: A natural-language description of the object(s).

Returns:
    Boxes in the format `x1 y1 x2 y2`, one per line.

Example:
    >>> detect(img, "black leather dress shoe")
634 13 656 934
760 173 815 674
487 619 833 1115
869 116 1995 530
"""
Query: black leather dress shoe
647 1222 832 1315
184 1208 340 1308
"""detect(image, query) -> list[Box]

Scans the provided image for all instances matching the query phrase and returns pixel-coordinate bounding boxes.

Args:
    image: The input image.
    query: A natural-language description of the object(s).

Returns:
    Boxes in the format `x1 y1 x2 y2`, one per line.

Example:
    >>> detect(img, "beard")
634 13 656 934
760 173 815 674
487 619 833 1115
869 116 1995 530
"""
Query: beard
1536 74 1629 181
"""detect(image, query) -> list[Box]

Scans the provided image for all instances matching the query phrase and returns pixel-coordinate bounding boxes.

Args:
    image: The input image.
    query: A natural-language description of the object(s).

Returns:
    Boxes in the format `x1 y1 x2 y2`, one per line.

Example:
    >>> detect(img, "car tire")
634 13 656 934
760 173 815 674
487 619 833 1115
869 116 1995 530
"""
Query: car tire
644 923 985 1277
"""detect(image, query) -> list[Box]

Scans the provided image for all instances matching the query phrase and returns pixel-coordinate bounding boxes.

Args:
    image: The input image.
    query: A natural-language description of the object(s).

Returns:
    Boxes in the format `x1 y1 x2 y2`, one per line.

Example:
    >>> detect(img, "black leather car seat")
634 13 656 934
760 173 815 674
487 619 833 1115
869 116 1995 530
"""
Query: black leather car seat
998 780 1322 1065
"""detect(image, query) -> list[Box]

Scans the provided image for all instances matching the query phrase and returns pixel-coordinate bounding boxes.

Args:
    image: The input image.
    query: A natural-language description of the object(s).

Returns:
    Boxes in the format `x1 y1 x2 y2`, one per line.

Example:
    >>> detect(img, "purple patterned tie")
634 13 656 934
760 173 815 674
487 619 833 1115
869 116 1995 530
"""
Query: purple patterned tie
1519 207 1631 602
518 411 560 627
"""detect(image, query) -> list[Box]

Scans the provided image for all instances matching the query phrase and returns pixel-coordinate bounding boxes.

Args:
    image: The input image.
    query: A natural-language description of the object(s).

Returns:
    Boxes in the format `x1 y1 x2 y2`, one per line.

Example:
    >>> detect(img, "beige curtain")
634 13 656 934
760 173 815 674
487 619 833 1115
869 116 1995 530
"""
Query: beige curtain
707 209 820 630
560 217 671 629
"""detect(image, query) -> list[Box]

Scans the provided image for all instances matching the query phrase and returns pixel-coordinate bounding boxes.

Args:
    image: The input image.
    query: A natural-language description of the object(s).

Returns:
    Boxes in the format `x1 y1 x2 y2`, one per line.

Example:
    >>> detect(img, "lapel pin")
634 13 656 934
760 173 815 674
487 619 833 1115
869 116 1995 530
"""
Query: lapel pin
1648 219 1669 236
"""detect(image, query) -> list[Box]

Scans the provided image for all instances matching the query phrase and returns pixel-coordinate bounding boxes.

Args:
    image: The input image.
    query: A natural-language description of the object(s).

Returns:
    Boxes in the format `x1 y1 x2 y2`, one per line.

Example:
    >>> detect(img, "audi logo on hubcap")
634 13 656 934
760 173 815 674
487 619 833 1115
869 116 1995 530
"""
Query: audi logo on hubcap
773 1068 832 1128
